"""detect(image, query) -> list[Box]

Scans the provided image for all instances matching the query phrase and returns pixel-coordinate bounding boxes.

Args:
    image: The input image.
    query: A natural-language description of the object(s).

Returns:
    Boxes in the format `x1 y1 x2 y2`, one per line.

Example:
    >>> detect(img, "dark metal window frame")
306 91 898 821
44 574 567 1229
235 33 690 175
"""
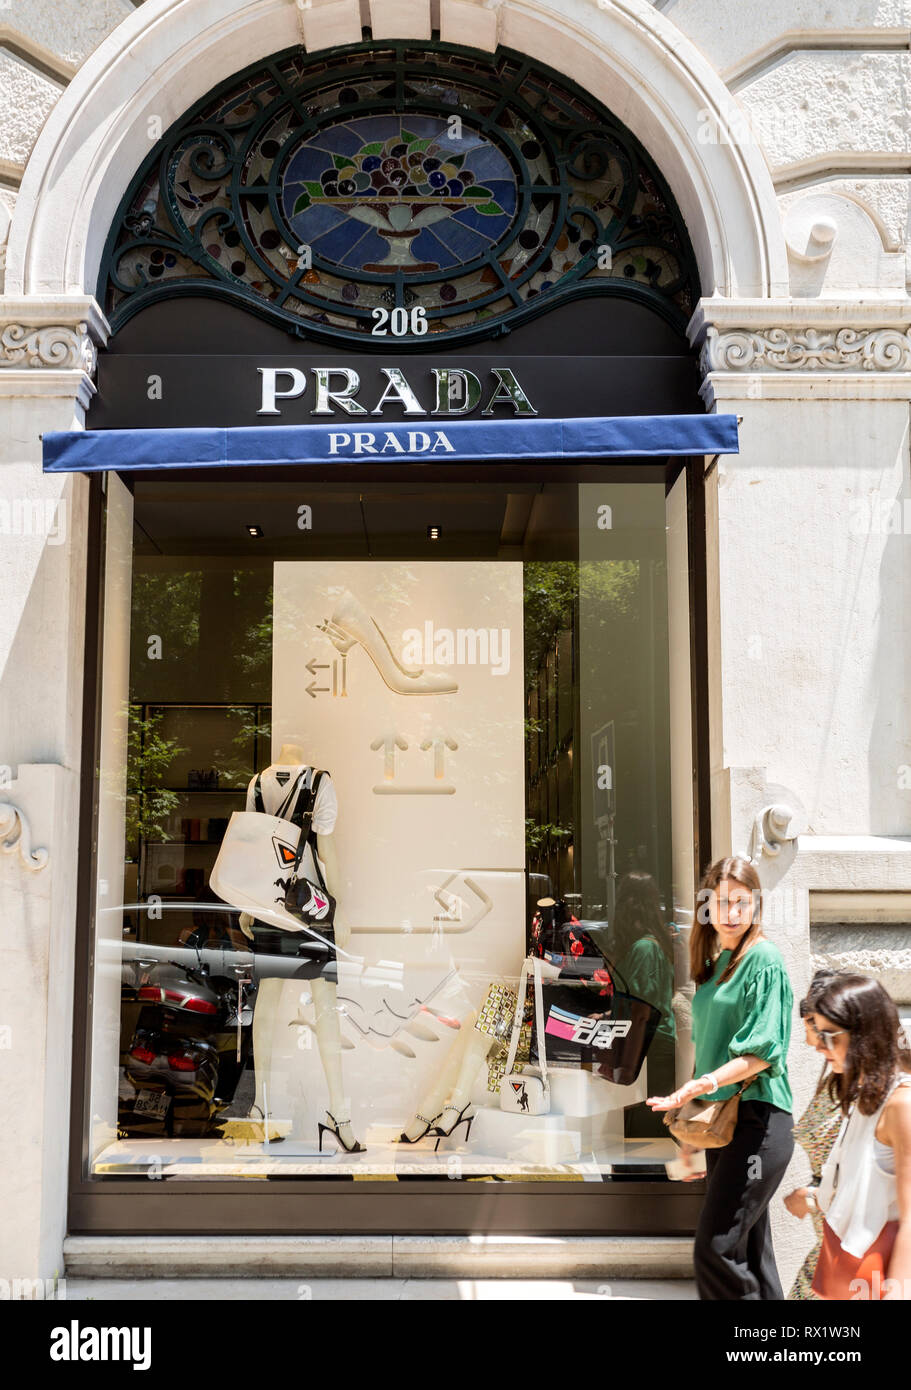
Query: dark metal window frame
68 457 710 1236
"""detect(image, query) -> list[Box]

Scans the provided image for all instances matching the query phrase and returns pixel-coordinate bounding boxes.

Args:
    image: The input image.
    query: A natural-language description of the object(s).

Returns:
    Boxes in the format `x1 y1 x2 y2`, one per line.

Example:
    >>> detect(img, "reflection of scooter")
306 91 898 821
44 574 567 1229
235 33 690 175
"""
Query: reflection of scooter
121 955 256 1137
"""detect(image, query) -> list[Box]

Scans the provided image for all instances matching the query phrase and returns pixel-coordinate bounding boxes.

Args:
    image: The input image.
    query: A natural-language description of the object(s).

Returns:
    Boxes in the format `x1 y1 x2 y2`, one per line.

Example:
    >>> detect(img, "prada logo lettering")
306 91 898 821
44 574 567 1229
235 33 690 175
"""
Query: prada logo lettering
576 1018 631 1048
545 1007 632 1049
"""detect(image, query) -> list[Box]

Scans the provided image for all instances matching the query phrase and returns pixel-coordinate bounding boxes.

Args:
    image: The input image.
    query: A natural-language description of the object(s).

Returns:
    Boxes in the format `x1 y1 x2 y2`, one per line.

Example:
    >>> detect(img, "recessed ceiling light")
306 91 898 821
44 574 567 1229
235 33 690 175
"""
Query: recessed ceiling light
247 524 263 537
427 525 441 541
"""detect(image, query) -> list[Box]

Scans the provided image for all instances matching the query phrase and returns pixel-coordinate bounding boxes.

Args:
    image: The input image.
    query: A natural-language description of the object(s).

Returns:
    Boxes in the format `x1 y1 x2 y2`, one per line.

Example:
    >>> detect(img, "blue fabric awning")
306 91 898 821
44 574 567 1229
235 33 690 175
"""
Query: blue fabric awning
42 414 739 472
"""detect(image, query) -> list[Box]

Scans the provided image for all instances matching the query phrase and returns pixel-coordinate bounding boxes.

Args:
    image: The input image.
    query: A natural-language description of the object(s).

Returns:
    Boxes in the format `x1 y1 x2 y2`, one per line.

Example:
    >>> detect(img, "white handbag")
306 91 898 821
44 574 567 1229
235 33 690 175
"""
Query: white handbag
499 956 550 1116
209 770 327 934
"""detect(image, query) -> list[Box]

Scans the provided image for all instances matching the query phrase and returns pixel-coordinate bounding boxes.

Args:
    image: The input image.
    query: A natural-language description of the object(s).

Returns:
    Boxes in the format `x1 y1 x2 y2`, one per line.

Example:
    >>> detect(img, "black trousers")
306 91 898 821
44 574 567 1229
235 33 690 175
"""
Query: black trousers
694 1100 794 1301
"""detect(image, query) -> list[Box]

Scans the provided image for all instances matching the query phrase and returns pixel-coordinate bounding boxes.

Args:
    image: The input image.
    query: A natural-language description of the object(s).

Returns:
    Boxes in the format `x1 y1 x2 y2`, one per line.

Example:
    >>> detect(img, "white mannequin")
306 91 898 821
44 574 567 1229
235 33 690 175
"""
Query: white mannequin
240 740 363 1153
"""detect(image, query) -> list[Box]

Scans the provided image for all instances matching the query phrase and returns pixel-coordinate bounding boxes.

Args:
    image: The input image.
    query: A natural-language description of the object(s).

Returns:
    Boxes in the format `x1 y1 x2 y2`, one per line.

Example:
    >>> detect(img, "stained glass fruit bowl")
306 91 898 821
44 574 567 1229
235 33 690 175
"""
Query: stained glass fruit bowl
290 127 508 272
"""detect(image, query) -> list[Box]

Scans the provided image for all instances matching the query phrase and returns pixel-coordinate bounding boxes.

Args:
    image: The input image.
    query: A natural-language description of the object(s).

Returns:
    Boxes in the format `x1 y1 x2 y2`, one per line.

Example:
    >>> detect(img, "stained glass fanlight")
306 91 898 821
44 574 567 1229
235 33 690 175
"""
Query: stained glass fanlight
101 42 699 345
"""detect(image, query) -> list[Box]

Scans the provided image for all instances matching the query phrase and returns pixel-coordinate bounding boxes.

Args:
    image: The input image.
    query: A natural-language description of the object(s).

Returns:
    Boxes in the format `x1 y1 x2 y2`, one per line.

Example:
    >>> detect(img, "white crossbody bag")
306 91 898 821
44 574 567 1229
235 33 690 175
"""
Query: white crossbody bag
499 956 550 1116
209 769 328 933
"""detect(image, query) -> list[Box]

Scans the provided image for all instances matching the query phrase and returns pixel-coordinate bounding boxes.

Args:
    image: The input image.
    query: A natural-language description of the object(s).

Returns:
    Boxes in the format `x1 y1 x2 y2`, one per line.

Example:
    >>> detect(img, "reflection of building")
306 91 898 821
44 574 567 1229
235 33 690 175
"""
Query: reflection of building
3 1 911 1294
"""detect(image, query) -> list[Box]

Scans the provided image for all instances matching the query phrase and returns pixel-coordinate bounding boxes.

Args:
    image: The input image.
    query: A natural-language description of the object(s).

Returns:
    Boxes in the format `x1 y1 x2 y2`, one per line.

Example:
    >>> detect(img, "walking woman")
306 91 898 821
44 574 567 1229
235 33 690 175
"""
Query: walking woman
783 969 845 1300
808 975 911 1300
647 855 794 1299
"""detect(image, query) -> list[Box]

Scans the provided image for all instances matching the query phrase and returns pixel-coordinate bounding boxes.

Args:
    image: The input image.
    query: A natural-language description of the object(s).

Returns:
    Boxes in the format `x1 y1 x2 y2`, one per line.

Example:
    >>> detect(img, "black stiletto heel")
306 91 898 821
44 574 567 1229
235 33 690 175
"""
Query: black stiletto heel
318 1110 365 1154
395 1111 442 1144
430 1104 475 1150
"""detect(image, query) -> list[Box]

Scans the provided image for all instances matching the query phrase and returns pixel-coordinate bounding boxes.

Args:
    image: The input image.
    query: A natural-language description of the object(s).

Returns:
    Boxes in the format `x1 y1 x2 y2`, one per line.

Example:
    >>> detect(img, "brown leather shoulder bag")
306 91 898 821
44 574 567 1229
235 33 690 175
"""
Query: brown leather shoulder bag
662 1082 749 1149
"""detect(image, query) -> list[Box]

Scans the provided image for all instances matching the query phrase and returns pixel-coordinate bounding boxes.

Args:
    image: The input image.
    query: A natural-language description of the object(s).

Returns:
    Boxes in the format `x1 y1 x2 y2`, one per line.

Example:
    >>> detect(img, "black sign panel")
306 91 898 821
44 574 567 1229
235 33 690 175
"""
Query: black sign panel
90 353 699 429
89 295 701 429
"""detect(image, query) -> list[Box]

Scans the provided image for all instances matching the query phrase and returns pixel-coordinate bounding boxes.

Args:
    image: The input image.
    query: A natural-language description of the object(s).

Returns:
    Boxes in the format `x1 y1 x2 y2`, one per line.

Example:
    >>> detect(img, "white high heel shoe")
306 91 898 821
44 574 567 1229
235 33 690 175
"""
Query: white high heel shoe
317 589 459 695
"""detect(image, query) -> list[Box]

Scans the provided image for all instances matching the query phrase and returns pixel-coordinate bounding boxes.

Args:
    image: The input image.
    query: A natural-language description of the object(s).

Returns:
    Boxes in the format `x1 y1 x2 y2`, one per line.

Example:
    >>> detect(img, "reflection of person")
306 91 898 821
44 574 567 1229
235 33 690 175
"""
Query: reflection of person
586 873 675 1136
809 975 911 1300
610 873 676 1091
783 970 845 1300
647 855 794 1301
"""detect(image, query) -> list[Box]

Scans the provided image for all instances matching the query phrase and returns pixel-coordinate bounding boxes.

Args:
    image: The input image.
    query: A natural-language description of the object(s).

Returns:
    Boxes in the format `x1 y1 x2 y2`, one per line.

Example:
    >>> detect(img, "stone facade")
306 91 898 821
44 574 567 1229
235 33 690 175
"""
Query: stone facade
2 0 911 1291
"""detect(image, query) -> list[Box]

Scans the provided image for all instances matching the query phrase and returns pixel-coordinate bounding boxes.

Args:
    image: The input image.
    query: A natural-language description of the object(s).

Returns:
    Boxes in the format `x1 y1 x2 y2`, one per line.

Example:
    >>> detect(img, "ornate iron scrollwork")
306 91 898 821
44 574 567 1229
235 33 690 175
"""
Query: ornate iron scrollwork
100 41 699 346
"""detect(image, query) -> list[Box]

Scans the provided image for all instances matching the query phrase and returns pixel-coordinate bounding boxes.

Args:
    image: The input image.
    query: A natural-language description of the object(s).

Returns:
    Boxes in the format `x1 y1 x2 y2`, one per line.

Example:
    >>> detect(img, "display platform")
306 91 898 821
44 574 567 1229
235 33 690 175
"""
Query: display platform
93 1081 674 1179
92 1134 675 1178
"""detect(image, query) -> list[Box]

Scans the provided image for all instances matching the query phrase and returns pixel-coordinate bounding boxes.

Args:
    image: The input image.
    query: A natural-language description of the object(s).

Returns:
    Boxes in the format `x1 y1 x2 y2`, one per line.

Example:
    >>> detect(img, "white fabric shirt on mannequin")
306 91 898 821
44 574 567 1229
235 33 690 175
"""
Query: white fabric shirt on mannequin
245 764 338 832
242 742 362 1154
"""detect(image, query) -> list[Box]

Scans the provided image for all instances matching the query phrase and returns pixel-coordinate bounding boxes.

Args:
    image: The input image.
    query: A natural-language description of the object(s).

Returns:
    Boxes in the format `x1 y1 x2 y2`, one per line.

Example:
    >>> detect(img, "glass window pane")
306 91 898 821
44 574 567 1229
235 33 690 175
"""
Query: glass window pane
88 471 692 1185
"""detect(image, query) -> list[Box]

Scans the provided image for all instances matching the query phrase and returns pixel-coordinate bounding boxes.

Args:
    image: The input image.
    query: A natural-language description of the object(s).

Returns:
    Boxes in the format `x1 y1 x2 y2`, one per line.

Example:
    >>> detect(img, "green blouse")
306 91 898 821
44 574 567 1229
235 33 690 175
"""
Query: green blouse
620 937 677 1046
691 939 793 1112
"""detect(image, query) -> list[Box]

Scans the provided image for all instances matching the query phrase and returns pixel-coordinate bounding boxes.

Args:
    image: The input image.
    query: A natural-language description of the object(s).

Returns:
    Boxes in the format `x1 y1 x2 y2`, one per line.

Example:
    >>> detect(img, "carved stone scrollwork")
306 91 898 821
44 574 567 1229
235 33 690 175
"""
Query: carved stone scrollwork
700 324 911 375
0 803 49 871
745 802 802 893
79 328 98 378
749 804 798 865
0 322 94 372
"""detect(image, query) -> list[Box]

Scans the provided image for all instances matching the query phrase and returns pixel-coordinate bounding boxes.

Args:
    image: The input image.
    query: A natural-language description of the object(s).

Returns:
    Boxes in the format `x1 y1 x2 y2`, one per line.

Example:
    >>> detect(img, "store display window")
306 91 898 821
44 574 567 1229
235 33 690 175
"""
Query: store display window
83 466 698 1185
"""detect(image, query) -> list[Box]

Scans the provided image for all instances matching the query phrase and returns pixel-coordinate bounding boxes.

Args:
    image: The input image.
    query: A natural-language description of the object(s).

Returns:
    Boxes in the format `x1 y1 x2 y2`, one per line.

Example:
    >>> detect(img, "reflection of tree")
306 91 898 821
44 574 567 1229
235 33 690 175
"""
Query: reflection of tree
210 707 271 788
524 560 641 681
523 559 641 890
125 705 186 846
579 553 673 899
524 562 574 885
130 566 272 703
126 567 275 859
130 571 201 668
525 818 572 855
579 559 639 631
238 583 272 681
524 561 575 690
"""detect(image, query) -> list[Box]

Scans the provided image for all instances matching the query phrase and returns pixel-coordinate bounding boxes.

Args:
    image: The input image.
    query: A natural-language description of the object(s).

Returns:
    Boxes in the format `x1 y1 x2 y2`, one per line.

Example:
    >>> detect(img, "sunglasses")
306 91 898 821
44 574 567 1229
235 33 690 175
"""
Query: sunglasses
807 1021 847 1047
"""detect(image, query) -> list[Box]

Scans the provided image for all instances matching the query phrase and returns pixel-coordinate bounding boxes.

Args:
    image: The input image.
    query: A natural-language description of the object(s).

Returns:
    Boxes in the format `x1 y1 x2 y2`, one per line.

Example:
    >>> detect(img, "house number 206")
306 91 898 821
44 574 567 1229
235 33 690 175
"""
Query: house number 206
371 306 429 336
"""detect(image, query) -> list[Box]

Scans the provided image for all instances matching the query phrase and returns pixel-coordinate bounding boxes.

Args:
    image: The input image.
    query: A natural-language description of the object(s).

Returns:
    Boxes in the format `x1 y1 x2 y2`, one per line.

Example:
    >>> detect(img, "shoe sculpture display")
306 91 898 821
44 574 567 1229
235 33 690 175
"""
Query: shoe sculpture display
317 590 459 695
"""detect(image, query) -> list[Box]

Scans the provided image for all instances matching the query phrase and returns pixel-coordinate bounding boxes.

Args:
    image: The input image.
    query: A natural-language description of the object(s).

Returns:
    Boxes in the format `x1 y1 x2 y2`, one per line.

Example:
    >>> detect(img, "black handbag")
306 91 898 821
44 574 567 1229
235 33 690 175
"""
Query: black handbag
271 770 337 931
530 955 661 1085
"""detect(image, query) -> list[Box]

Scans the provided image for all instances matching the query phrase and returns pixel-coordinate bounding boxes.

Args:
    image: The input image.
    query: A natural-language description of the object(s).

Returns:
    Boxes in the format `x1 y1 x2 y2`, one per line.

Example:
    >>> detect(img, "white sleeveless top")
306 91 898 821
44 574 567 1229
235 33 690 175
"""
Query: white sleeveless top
817 1072 911 1258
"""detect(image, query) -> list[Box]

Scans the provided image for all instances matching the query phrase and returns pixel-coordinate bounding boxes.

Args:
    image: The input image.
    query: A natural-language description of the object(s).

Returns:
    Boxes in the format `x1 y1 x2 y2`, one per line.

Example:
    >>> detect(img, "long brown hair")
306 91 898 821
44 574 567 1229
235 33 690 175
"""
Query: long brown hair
612 872 674 966
810 974 911 1116
689 856 763 986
